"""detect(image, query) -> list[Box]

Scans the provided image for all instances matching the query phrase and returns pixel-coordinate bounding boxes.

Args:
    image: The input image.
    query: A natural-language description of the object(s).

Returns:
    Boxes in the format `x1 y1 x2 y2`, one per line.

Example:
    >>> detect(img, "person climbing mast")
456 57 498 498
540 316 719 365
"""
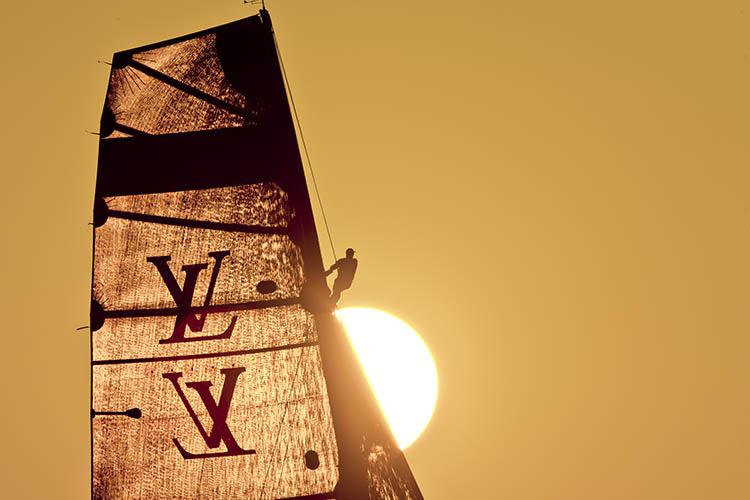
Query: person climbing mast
325 248 358 306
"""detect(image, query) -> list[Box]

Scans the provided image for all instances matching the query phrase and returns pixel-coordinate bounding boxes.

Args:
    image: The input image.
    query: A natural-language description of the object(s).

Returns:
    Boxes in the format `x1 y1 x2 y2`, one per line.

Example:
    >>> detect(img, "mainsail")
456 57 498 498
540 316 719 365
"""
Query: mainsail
91 9 423 499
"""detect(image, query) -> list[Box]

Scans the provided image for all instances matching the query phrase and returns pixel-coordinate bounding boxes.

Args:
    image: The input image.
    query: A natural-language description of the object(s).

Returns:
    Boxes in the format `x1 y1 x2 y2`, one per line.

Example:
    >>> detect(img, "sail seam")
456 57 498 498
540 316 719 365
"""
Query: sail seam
92 340 320 365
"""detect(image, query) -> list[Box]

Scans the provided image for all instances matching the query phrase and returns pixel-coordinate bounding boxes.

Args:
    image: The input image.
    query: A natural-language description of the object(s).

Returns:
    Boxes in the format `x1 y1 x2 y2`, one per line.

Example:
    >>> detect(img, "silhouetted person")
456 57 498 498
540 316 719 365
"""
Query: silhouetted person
325 248 358 305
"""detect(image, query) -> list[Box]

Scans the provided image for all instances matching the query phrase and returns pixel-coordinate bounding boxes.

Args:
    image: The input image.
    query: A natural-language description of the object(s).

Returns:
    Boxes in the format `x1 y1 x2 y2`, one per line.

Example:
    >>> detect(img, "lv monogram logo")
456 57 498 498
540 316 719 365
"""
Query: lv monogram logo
147 250 237 344
163 368 256 459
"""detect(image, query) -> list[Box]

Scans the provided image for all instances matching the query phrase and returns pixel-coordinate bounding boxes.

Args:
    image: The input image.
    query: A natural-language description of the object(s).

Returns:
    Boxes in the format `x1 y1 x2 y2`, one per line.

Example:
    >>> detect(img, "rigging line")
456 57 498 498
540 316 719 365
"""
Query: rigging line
271 29 338 262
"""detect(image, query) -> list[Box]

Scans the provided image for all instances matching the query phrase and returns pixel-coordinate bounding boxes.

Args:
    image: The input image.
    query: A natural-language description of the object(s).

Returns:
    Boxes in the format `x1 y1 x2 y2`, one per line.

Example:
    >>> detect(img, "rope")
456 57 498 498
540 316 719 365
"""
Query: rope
272 28 338 262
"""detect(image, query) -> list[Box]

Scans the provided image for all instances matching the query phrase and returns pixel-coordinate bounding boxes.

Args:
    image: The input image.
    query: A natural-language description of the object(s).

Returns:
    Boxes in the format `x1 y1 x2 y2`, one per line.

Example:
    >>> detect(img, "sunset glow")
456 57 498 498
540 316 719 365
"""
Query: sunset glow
336 307 438 449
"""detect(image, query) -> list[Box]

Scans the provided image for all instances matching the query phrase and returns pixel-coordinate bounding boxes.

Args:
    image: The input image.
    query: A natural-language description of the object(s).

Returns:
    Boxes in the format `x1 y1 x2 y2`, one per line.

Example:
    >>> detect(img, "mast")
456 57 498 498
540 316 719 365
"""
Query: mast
91 9 423 499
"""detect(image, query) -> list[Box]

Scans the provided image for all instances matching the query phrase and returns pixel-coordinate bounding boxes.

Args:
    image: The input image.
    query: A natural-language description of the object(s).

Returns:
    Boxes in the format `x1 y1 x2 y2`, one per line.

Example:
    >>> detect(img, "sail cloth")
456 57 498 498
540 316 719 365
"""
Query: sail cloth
92 10 422 499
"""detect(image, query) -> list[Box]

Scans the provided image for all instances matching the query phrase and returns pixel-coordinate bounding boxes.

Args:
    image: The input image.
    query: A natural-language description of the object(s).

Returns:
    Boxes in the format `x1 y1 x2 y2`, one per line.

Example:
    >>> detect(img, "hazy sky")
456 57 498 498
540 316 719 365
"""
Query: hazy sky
1 1 748 498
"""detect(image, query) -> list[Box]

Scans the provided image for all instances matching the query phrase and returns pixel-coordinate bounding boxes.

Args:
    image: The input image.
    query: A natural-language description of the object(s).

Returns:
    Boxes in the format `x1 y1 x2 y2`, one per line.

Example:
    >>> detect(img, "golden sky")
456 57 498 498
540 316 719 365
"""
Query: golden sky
1 1 749 498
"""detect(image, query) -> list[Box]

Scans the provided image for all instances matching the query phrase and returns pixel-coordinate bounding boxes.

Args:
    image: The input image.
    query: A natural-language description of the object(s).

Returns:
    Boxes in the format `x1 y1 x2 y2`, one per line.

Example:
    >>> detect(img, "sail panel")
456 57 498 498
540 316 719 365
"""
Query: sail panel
102 17 278 138
106 68 245 137
93 220 303 311
93 348 338 499
135 35 246 102
93 306 315 363
104 183 294 227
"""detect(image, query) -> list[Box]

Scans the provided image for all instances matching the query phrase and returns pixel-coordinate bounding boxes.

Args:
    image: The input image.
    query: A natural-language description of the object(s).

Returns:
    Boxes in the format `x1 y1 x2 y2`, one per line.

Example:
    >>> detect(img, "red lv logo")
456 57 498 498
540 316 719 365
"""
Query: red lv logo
147 250 237 344
163 367 256 459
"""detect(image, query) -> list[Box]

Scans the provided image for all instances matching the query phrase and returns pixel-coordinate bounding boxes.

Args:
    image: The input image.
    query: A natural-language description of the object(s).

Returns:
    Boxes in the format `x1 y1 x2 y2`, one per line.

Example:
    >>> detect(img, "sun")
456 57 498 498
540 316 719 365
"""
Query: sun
335 307 438 449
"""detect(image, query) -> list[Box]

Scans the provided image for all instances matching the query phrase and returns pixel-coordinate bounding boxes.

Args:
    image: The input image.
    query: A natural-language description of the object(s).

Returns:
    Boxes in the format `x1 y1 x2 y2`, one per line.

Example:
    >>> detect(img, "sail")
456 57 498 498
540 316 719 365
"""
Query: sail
91 10 422 499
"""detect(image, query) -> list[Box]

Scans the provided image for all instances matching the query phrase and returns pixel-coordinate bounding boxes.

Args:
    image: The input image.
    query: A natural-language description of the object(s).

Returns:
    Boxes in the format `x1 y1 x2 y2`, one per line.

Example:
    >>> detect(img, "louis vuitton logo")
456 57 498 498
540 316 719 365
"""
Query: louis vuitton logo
147 250 237 344
163 367 256 459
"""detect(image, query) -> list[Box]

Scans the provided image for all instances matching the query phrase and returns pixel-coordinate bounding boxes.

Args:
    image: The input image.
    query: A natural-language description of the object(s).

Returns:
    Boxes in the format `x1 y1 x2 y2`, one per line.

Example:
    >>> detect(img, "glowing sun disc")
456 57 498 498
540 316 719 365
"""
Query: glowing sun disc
336 307 438 449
